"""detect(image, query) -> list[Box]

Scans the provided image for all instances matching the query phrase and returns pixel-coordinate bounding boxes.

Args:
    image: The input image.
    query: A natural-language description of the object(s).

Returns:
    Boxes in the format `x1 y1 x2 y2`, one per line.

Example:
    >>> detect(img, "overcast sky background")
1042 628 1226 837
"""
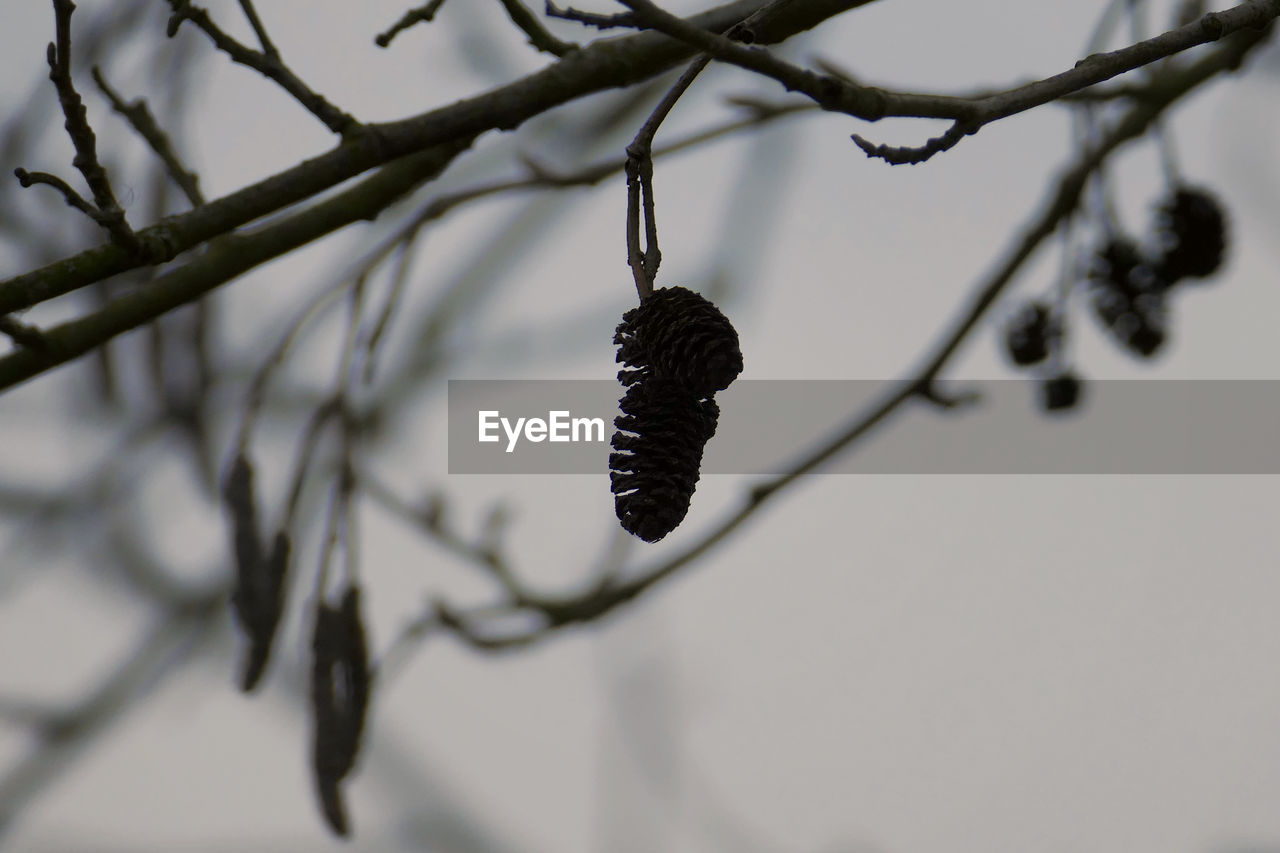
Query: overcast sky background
2 1 1280 852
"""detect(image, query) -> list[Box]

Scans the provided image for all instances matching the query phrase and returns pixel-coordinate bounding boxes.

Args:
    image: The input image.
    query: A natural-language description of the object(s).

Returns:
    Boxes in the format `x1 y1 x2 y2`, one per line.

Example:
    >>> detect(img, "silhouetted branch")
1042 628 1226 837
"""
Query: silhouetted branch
612 0 1280 161
0 0 875 318
380 19 1274 658
39 0 139 252
91 66 205 207
375 0 449 47
497 0 579 55
164 0 358 134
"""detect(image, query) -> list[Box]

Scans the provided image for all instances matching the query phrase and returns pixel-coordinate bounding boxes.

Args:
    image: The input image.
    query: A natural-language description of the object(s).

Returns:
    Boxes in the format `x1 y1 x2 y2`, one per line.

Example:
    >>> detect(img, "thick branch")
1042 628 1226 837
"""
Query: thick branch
616 0 1280 158
0 141 473 392
0 0 878 318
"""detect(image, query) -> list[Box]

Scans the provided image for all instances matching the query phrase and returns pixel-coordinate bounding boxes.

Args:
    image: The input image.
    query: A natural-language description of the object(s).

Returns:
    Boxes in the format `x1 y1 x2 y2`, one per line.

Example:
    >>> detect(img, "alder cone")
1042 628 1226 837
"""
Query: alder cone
1155 186 1227 282
1041 371 1083 413
1088 238 1169 359
1092 286 1167 358
1091 237 1167 296
609 378 720 543
1003 300 1053 367
614 286 743 396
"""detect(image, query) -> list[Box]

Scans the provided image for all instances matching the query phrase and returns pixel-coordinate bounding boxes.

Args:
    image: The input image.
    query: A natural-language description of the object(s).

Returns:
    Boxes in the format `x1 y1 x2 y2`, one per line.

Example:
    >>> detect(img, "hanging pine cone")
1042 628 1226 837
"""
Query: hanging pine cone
1003 300 1054 367
1041 370 1083 413
614 286 743 396
1088 237 1169 359
609 377 720 543
310 585 371 837
1154 186 1227 282
1091 237 1167 296
1091 286 1167 358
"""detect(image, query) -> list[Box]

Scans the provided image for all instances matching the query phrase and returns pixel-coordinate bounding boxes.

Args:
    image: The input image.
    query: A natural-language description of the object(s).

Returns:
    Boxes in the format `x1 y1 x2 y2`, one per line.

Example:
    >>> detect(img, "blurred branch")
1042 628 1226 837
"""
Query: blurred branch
546 2 639 30
0 89 810 395
380 18 1274 657
495 0 580 55
0 139 474 392
0 592 226 839
0 314 48 350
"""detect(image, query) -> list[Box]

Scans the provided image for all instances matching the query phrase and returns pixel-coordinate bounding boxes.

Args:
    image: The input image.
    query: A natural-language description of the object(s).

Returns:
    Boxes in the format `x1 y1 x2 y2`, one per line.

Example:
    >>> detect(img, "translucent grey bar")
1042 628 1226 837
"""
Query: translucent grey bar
448 380 1280 474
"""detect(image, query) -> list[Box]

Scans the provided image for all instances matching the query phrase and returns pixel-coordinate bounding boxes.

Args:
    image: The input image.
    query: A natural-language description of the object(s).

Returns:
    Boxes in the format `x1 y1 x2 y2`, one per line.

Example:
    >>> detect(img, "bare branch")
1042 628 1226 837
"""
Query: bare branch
375 0 450 47
380 20 1275 659
165 0 358 134
614 0 1280 161
496 0 579 55
0 0 874 318
13 167 103 221
851 119 976 165
545 1 638 29
32 0 139 251
91 66 205 207
625 57 712 297
237 0 278 57
0 139 473 392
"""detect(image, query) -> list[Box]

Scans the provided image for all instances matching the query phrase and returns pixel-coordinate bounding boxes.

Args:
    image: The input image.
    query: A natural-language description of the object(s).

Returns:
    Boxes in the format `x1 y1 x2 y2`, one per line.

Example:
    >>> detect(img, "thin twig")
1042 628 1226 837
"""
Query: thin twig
624 57 711 297
851 119 977 165
545 1 637 29
614 0 1280 163
165 0 357 134
360 233 420 386
91 67 205 207
359 476 531 604
237 0 278 57
496 0 579 55
620 5 796 297
375 0 449 47
43 0 139 252
12 168 102 222
0 0 875 317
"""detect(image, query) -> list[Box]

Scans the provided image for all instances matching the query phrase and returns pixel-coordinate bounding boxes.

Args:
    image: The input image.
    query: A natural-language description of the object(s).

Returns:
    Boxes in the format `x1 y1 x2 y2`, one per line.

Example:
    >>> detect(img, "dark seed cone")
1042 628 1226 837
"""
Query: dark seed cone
614 286 743 396
1003 300 1054 367
1091 238 1168 297
238 531 291 692
1091 286 1167 358
222 454 290 693
1088 238 1170 359
310 585 371 837
609 377 719 542
1154 186 1227 282
1041 371 1083 413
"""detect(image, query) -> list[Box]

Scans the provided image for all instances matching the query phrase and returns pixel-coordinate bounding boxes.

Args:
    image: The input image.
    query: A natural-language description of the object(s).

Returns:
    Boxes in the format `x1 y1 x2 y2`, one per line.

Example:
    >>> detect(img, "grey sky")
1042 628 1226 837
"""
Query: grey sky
2 2 1280 852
